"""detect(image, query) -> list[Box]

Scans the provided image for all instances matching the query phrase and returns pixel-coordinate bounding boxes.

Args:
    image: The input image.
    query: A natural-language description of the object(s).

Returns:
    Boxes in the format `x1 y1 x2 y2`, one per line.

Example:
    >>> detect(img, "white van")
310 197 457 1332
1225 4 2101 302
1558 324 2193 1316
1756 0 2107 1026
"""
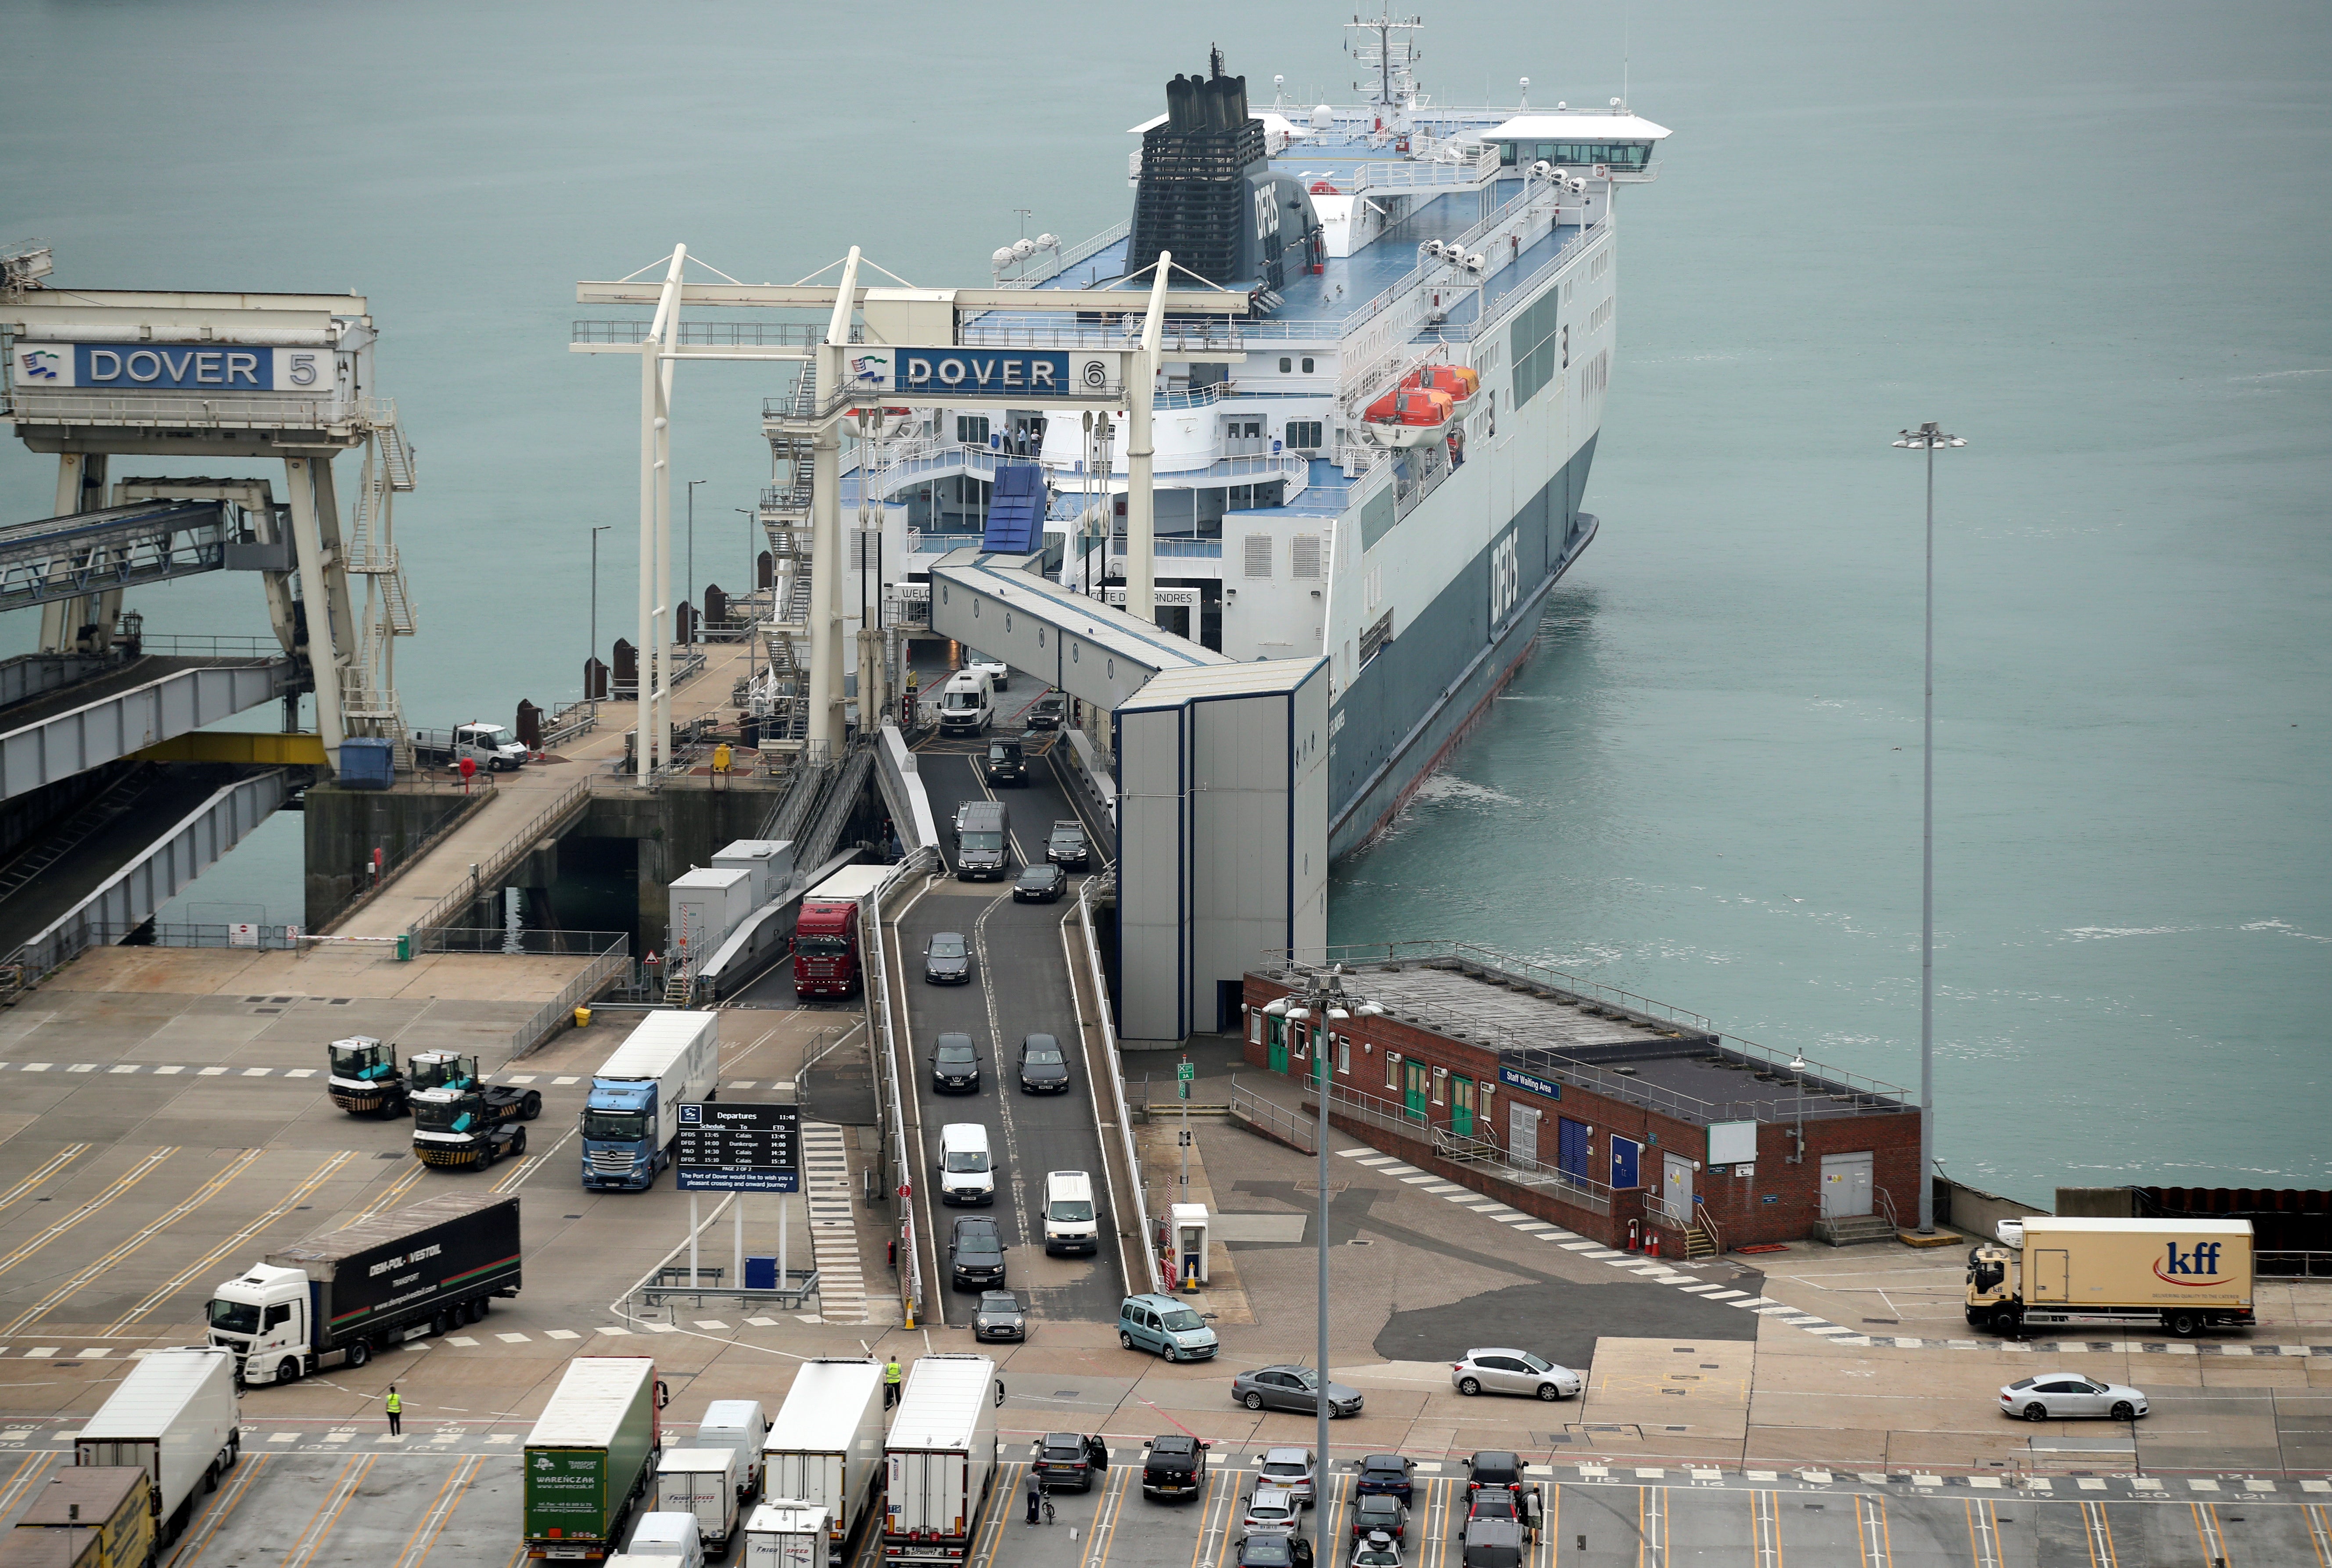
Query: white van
939 1124 994 1206
937 669 994 734
1043 1170 1098 1255
625 1513 707 1568
695 1399 768 1501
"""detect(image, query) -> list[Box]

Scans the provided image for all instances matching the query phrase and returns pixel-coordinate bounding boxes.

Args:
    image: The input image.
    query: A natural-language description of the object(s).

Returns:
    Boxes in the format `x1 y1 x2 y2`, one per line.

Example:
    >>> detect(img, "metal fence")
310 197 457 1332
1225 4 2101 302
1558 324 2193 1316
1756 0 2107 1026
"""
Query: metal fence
1078 879 1160 1296
510 935 634 1054
420 928 630 957
408 779 596 936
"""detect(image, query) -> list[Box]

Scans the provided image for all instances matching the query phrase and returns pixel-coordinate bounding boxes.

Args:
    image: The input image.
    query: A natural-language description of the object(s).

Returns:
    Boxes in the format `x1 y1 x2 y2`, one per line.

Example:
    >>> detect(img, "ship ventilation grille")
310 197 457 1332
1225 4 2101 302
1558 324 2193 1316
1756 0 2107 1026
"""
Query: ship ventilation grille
1291 536 1322 579
1243 534 1274 579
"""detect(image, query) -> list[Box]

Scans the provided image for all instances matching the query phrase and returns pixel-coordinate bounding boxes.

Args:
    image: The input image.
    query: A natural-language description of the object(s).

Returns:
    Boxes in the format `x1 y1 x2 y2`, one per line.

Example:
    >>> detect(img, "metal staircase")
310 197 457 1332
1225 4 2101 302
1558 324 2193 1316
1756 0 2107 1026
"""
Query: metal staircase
340 404 420 742
757 365 818 748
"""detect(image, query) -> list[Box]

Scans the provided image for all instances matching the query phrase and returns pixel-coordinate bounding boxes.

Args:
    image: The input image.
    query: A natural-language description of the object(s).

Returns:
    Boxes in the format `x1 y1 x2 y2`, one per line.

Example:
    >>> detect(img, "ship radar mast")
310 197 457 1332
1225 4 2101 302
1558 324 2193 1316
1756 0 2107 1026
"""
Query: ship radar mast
1345 12 1424 108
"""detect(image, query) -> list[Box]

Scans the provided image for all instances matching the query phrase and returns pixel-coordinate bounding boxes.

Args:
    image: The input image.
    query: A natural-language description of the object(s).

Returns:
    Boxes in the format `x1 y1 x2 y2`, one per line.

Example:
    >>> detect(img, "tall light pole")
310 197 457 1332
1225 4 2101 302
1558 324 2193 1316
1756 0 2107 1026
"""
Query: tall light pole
686 479 704 642
1265 966 1381 1564
589 524 612 675
1891 421 1964 1235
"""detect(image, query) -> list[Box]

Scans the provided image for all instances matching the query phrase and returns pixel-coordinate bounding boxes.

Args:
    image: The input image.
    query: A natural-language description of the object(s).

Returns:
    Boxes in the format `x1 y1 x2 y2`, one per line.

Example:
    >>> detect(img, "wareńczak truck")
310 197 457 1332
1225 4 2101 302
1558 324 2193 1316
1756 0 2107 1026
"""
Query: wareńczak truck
524 1357 667 1561
206 1192 521 1385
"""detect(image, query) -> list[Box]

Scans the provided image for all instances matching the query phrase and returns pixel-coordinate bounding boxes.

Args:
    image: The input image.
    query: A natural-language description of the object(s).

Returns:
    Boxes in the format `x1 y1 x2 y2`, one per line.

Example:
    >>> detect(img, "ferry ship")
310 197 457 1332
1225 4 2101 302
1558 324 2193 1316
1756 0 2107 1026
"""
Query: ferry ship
852 17 1667 858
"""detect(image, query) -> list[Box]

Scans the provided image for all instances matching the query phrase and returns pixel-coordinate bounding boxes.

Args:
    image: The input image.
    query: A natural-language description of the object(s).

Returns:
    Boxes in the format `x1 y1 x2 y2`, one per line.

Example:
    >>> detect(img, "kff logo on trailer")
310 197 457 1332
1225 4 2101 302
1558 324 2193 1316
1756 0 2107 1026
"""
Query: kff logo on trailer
2156 1240 2226 1285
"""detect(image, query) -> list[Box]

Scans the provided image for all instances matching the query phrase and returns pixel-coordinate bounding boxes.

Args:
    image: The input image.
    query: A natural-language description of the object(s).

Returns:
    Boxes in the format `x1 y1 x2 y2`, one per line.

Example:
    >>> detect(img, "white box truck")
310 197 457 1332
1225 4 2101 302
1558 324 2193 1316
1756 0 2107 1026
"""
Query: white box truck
742 1504 829 1568
670 869 755 966
655 1449 740 1550
1966 1216 2256 1337
74 1347 240 1550
763 1360 887 1565
582 1012 721 1191
881 1356 1001 1564
696 1400 768 1503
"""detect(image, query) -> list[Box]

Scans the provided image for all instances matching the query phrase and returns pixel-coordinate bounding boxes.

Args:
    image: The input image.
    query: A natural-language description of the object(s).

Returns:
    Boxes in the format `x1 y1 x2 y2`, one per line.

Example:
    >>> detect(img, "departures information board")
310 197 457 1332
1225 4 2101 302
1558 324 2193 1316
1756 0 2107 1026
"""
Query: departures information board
674 1102 801 1192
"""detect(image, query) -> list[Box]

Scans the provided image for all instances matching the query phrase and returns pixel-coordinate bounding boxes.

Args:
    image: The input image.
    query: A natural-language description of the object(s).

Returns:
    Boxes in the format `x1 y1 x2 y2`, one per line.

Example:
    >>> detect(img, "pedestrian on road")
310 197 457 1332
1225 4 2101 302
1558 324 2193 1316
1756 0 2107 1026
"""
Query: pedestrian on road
384 1385 402 1436
883 1357 902 1409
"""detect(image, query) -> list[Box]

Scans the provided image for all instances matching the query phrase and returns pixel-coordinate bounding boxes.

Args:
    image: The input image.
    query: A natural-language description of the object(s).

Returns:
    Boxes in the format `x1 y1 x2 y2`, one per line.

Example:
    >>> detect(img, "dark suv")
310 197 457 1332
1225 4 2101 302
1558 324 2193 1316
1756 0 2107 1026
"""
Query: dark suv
948 1215 1006 1291
1032 1432 1109 1492
1140 1433 1207 1500
1046 820 1091 868
1027 692 1066 730
929 1032 980 1093
984 737 1027 786
1466 1452 1524 1498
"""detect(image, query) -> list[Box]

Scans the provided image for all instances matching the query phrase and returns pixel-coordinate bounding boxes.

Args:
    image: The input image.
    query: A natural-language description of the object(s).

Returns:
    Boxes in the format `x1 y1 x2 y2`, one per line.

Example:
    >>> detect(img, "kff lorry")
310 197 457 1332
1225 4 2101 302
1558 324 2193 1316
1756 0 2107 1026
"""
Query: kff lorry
1965 1216 2256 1338
763 1359 887 1565
411 1052 545 1170
881 1356 1001 1565
524 1357 667 1561
73 1348 240 1551
326 1036 409 1117
412 721 530 772
793 866 893 1000
19 1468 155 1568
207 1192 522 1384
582 1011 720 1191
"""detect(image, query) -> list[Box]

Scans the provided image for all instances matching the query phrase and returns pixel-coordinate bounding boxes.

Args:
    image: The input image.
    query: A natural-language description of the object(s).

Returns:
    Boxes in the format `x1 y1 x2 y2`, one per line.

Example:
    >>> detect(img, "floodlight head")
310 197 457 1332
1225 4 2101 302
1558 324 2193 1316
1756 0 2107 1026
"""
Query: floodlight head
1325 1007 1350 1021
1263 998 1290 1017
1356 1002 1385 1017
1287 1006 1311 1023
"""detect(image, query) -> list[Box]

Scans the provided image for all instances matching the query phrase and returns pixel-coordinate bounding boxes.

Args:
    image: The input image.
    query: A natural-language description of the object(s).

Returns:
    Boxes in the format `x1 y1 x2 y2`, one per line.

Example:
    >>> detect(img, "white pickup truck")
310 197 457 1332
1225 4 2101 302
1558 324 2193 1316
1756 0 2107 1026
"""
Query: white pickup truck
412 721 529 771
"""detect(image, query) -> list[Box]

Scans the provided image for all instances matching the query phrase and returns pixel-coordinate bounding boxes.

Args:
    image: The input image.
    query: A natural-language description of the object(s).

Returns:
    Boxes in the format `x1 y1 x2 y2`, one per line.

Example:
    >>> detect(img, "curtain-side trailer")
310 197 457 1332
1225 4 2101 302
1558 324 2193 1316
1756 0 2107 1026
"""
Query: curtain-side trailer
524 1358 666 1561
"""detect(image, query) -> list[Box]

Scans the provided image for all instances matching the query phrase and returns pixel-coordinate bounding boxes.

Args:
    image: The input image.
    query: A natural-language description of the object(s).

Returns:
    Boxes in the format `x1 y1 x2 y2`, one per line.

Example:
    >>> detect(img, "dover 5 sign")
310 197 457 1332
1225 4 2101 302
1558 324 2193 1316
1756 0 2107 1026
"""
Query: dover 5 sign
675 1101 801 1193
14 342 329 392
843 348 1124 400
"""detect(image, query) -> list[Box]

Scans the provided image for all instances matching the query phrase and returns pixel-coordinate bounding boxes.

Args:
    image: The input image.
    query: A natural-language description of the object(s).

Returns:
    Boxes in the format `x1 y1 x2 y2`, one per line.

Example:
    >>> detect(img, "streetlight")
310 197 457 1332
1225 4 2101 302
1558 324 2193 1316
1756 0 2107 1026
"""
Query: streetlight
1264 965 1383 1566
589 525 612 678
1891 420 1965 1235
686 479 705 643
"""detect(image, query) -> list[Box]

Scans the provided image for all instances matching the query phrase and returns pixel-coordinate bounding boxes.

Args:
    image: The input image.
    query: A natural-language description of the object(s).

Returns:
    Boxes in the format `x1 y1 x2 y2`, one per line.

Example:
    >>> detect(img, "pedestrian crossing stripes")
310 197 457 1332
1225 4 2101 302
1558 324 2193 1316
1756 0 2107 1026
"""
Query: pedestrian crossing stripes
1335 1148 2327 1357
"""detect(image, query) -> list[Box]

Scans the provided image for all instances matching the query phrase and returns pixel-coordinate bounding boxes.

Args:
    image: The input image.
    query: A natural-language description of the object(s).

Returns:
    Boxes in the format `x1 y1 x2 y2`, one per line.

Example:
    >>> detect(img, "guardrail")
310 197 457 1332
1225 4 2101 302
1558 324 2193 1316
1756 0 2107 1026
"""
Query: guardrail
407 778 596 937
2258 1251 2332 1278
510 934 634 1053
991 220 1131 290
1308 1078 1620 1215
540 700 599 749
1079 878 1161 1296
1228 1078 1316 1154
864 848 935 1325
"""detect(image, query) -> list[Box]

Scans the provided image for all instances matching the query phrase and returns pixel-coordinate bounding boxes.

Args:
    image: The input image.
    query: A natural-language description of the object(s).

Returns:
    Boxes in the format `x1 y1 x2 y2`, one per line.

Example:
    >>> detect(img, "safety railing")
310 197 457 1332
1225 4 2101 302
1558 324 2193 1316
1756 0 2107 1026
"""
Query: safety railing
1304 1078 1619 1215
4 390 389 431
406 778 596 937
419 928 629 956
863 848 934 1325
133 633 288 659
1228 1077 1315 1153
1110 537 1222 560
1874 1185 1903 1232
956 316 1248 352
510 934 633 1054
572 319 835 347
1270 940 1712 1031
540 699 599 750
906 531 986 557
1079 878 1161 1296
2258 1251 2332 1278
990 220 1132 290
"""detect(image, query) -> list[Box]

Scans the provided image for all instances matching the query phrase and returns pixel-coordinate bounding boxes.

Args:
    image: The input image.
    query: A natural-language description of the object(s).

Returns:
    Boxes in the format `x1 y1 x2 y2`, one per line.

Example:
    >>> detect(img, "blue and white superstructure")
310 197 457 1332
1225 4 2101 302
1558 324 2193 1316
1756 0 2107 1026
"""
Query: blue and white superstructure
871 19 1668 857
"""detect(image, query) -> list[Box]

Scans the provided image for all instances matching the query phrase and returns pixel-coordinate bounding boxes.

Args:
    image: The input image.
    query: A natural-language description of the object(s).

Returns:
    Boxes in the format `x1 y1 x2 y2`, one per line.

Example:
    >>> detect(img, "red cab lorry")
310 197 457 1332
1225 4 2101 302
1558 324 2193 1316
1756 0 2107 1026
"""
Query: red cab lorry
792 866 894 999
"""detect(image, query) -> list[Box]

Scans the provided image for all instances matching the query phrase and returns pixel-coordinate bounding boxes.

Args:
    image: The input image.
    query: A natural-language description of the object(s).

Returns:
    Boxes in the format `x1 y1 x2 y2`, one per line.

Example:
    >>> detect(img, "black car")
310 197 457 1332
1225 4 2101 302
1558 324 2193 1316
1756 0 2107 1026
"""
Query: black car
930 1032 981 1093
1466 1452 1524 1498
1351 1496 1408 1543
1236 1536 1311 1568
1459 1518 1524 1568
1046 820 1091 868
1032 1432 1109 1493
923 931 972 985
1141 1433 1208 1500
973 1290 1026 1342
984 737 1027 786
1013 862 1067 903
948 1215 1006 1291
1353 1454 1416 1504
1027 692 1066 730
1459 1488 1526 1535
1018 1033 1071 1094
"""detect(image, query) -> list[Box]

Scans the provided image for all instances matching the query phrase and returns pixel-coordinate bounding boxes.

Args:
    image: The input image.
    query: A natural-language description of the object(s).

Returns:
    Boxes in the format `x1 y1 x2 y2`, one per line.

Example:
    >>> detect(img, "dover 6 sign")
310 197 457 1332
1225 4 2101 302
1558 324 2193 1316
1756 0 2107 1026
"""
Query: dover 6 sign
675 1101 801 1193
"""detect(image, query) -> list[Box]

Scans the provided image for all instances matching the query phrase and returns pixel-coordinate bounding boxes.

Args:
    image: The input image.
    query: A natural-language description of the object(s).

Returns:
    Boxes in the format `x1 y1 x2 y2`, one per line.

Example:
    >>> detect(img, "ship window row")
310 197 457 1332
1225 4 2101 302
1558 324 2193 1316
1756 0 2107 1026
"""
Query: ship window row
1496 140 1652 169
1276 356 1318 374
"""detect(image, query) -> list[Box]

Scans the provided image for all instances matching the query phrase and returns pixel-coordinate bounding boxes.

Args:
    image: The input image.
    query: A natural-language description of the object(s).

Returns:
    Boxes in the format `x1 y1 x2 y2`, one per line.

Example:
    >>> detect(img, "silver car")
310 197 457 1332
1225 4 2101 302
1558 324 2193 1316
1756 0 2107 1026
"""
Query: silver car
1450 1347 1582 1401
1241 1485 1302 1537
1254 1447 1315 1507
1998 1375 2148 1422
1231 1364 1364 1418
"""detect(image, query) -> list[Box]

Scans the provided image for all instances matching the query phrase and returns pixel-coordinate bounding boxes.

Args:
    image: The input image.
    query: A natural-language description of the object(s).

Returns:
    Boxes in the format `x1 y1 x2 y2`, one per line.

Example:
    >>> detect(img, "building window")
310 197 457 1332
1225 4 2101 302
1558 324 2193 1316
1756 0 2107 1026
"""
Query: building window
956 415 989 447
1385 1052 1401 1092
1336 1037 1350 1076
1285 420 1324 451
1249 1010 1261 1045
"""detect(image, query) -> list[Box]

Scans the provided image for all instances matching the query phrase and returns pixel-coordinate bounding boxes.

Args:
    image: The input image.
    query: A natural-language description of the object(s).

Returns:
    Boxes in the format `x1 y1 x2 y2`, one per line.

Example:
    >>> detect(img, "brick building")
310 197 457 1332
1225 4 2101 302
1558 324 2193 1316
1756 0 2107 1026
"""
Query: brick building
1241 945 1923 1254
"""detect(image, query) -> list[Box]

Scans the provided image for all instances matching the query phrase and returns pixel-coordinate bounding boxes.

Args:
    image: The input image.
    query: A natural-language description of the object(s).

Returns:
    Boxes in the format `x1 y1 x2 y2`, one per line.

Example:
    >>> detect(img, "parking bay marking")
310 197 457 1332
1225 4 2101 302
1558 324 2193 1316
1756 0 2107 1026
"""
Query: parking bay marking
2 1148 263 1336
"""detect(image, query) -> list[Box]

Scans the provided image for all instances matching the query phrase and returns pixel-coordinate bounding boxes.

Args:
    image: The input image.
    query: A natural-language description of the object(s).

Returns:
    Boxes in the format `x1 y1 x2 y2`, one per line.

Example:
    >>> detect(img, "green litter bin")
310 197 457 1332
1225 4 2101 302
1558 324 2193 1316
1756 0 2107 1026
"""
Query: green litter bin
395 933 411 961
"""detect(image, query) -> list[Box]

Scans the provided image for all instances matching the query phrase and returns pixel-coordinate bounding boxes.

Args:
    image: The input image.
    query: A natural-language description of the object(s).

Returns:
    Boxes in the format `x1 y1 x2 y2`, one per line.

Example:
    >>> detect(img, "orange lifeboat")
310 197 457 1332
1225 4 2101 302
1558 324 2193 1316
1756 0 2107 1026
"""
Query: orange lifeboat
1361 387 1457 446
1400 363 1479 401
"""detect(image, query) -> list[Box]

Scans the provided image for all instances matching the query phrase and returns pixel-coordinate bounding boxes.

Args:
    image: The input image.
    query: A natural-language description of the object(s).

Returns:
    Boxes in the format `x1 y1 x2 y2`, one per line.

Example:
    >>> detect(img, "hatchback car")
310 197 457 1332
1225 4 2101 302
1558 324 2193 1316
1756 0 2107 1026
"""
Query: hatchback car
1033 1432 1108 1492
929 1032 980 1093
1118 1293 1219 1361
1240 1486 1302 1538
1351 1496 1408 1542
1451 1348 1580 1401
965 651 1009 689
1018 1034 1071 1093
1141 1433 1208 1500
972 1290 1025 1343
1353 1454 1416 1503
1465 1453 1524 1501
1027 692 1066 731
1014 862 1068 902
1236 1534 1312 1568
947 1216 1005 1291
1998 1375 2148 1422
1254 1448 1315 1508
1231 1364 1364 1418
1350 1532 1401 1568
922 932 972 985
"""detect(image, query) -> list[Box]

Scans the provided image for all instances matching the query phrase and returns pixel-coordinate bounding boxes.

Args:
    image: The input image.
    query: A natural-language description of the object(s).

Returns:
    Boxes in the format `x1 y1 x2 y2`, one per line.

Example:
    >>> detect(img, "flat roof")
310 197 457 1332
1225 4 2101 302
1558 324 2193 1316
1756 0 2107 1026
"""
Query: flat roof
2023 1217 2253 1235
1118 658 1326 709
1485 113 1673 142
933 550 1230 674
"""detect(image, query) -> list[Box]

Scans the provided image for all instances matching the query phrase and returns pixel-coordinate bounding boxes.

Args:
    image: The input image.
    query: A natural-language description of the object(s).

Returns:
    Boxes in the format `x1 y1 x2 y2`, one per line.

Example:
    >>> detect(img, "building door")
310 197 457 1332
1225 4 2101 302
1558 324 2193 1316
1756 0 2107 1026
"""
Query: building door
2029 1249 2070 1302
1510 1104 1541 1170
1557 1117 1590 1179
1662 1154 1694 1224
1403 1060 1431 1121
1609 1136 1640 1189
1267 1018 1287 1075
1449 1074 1475 1137
1820 1152 1874 1218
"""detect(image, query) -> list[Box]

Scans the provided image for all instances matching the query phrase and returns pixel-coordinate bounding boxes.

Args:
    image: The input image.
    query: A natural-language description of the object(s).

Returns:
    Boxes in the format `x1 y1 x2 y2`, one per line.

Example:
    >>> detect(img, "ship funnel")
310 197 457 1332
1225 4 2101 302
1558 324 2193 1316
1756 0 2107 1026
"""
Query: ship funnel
1165 74 1202 132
